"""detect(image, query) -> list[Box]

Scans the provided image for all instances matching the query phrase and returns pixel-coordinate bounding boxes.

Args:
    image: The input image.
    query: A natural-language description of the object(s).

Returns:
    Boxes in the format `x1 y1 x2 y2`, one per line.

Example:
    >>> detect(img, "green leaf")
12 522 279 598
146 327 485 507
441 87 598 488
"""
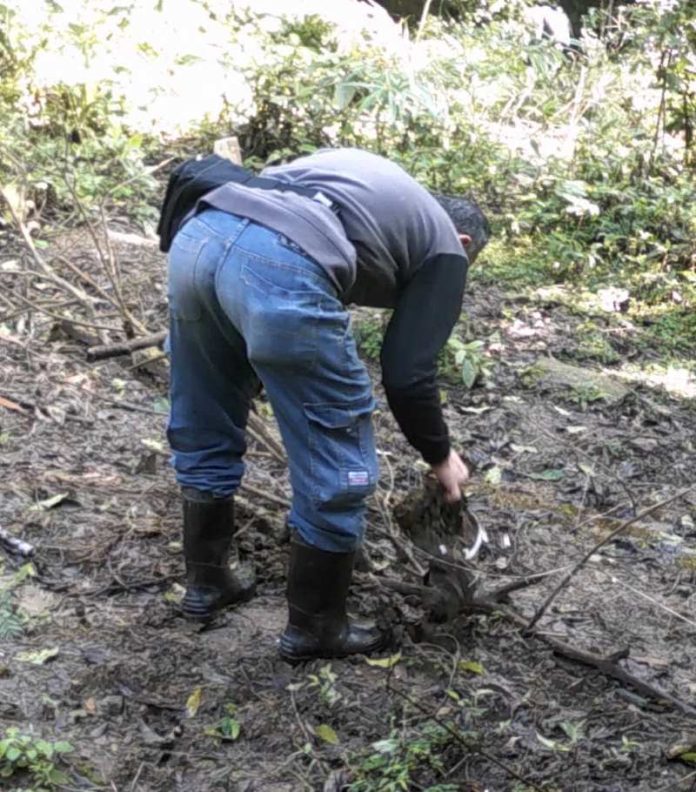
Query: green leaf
536 732 569 752
185 686 203 718
53 740 73 754
47 768 70 783
228 720 241 740
334 82 357 110
9 563 36 588
36 740 53 758
314 723 339 745
560 720 583 742
459 660 485 675
365 652 401 669
461 358 477 389
5 746 21 762
678 753 696 764
372 737 399 754
528 469 565 481
536 732 557 751
219 717 241 741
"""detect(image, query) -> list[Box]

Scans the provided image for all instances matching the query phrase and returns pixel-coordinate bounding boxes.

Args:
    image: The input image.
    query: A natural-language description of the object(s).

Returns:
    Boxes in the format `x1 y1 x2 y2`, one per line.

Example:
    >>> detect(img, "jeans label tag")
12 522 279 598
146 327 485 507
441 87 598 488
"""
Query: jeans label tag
348 470 369 487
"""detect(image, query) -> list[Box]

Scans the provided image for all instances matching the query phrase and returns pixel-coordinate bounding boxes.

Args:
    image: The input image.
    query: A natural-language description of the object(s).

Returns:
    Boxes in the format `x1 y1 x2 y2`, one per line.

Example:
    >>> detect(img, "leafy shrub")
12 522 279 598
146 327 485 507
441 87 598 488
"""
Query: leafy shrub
349 724 456 792
1 0 694 352
0 729 73 790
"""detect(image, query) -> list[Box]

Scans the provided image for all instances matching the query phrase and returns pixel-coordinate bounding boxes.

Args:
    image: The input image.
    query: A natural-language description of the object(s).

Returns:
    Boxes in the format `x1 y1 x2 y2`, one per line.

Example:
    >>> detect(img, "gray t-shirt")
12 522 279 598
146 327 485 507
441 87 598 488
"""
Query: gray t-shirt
202 148 463 308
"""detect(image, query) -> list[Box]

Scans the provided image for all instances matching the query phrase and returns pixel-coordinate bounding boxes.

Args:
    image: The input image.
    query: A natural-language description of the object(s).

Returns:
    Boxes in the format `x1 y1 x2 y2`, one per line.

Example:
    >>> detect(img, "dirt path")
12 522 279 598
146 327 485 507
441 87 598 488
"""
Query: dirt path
1 231 695 791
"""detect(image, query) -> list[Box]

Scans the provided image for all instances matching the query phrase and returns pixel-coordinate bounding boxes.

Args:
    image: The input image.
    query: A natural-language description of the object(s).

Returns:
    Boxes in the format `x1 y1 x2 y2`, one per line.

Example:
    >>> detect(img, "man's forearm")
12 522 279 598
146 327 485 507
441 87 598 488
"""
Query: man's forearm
384 383 449 464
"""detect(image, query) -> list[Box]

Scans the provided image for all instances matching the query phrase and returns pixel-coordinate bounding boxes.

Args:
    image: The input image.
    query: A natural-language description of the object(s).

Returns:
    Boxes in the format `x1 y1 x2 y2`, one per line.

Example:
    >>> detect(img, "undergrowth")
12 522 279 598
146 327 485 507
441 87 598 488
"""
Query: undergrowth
0 0 694 356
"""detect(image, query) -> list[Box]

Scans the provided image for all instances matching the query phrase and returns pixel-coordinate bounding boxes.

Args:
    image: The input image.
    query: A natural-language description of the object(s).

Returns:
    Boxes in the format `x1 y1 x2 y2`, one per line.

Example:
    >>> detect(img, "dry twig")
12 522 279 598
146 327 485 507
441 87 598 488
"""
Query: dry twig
87 331 167 361
247 412 287 464
1 189 94 306
62 176 148 336
450 595 696 717
525 485 695 632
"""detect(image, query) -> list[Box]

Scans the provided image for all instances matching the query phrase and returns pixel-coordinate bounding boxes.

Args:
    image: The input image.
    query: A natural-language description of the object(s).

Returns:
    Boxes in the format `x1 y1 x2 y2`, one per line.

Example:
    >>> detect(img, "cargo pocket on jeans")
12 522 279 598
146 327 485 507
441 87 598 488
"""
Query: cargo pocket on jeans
304 397 378 509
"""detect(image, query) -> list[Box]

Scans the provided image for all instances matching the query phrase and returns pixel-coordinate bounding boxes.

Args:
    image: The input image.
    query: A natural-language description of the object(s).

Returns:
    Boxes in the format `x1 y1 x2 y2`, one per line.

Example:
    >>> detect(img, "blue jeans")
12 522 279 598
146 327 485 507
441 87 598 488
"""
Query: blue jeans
167 209 378 552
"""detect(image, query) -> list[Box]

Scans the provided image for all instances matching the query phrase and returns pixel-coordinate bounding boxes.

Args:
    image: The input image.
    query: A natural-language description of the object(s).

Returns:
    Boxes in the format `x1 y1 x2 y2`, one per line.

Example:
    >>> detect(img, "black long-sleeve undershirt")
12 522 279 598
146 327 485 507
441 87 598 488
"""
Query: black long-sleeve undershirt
379 253 468 465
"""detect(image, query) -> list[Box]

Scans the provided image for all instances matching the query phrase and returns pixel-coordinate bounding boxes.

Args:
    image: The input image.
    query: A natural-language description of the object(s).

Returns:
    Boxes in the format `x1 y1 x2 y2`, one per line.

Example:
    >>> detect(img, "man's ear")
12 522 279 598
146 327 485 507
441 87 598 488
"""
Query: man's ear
459 233 472 248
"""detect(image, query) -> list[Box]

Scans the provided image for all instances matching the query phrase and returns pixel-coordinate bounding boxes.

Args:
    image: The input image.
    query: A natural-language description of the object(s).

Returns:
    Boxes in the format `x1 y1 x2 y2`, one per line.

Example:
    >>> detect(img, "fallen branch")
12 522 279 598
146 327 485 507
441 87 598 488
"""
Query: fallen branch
409 587 696 717
380 567 696 717
247 411 287 465
379 573 544 609
525 485 696 632
62 176 147 337
87 331 167 361
0 525 36 558
535 631 696 716
240 482 290 510
541 634 696 716
486 600 696 717
486 574 549 600
87 573 178 597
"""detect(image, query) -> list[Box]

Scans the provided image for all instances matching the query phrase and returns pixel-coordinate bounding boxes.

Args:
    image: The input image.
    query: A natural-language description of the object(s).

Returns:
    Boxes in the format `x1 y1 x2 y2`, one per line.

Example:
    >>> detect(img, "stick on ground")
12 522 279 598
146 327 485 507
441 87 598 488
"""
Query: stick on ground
87 332 167 361
525 485 695 632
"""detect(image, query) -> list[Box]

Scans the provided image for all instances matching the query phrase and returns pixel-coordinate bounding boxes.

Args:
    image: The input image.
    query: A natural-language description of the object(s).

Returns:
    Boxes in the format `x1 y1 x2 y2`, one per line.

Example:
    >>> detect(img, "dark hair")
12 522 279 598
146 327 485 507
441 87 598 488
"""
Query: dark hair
433 194 491 263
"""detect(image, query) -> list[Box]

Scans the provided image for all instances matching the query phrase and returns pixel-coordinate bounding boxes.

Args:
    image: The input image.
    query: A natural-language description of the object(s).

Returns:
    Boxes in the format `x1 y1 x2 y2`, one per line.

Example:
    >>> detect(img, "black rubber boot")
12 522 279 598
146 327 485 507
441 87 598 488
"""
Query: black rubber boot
181 494 256 620
279 537 388 662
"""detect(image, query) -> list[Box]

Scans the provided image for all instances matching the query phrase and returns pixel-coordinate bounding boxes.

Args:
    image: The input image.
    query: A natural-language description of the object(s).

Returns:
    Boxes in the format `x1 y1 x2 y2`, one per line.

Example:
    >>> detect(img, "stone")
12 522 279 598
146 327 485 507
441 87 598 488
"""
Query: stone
533 356 630 405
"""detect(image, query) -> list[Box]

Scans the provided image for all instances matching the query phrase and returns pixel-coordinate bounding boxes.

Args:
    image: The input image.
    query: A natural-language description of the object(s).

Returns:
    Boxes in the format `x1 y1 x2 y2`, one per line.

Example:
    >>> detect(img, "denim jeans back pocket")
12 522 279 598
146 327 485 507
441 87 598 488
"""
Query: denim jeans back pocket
239 253 325 298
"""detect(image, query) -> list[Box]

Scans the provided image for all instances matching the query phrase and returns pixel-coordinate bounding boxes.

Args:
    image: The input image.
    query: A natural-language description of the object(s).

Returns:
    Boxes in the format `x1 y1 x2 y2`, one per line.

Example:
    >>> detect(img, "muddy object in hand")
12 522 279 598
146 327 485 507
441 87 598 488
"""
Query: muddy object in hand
394 479 481 622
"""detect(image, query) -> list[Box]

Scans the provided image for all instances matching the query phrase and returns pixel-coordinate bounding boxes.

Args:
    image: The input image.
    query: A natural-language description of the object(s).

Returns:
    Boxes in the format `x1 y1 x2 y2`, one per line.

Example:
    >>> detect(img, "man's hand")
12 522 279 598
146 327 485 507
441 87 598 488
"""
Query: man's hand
430 450 470 503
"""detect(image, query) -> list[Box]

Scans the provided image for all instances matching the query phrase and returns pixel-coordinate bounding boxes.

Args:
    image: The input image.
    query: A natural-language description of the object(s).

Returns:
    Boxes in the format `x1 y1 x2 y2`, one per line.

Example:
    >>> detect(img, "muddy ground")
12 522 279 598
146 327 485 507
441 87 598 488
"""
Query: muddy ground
0 225 695 792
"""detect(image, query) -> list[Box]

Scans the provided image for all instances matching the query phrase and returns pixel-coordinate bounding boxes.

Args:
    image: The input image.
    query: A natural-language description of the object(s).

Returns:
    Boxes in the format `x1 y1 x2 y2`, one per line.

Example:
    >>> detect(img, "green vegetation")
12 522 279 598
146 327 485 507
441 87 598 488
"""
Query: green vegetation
204 703 242 742
0 0 694 359
442 336 495 388
354 314 387 361
0 591 23 639
348 723 457 792
0 562 37 639
0 728 73 790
